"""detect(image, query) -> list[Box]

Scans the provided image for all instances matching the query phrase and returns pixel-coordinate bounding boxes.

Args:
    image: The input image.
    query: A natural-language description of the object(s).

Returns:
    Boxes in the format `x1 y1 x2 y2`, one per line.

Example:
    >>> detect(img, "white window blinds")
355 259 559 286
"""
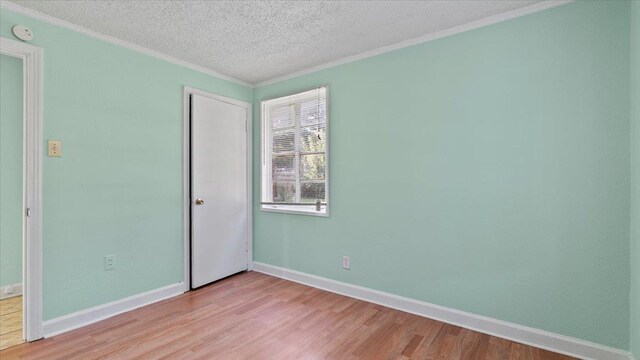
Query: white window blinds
261 86 328 215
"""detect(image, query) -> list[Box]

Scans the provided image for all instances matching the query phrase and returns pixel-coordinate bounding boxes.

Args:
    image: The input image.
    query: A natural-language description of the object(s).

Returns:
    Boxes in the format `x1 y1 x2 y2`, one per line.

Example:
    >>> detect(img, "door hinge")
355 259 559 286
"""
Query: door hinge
245 120 247 132
26 208 31 217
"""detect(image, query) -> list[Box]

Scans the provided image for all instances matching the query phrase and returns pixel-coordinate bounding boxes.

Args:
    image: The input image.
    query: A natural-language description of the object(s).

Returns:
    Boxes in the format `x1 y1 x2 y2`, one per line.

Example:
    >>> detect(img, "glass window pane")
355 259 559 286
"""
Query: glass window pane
272 130 295 153
273 155 295 181
300 99 326 126
273 181 295 203
300 154 325 180
262 86 328 213
301 182 325 203
300 125 326 153
271 105 293 129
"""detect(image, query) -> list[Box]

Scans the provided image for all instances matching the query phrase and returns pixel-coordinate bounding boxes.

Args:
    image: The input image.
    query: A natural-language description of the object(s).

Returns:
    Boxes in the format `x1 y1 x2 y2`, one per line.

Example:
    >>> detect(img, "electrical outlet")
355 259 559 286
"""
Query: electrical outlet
105 255 115 270
342 256 350 270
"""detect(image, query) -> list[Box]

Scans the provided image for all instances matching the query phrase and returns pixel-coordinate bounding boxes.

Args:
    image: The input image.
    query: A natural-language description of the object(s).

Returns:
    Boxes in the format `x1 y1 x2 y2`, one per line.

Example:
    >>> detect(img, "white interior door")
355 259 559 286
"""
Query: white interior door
190 93 248 289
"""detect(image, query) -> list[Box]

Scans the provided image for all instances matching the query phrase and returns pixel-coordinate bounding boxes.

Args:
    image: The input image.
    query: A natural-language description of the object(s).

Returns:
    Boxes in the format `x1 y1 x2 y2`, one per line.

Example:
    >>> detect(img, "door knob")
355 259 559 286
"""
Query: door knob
195 198 205 205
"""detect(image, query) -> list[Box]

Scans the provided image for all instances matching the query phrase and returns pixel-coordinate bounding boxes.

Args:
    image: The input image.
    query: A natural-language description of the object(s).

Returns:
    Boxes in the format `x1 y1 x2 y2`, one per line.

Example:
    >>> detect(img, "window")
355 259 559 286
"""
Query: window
261 86 328 216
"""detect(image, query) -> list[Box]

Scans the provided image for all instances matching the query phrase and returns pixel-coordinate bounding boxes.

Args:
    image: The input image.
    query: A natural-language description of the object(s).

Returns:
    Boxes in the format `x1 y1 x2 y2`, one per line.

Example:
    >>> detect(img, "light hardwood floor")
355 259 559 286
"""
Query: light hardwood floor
0 296 24 351
0 272 574 359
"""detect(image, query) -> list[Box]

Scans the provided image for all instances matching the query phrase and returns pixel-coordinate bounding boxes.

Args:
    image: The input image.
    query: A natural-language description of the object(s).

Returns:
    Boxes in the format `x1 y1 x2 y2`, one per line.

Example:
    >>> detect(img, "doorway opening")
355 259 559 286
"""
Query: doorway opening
0 52 24 350
0 37 43 347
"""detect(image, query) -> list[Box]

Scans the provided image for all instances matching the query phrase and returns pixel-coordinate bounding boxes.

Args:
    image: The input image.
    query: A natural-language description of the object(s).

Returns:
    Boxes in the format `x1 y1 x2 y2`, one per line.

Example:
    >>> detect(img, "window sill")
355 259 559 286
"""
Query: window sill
260 204 328 217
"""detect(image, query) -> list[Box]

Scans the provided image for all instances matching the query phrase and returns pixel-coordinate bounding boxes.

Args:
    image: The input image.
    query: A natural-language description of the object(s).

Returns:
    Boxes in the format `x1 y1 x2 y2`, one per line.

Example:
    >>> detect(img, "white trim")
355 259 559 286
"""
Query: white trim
0 283 23 300
41 283 184 338
182 86 253 290
0 36 44 342
246 99 254 271
0 1 251 87
260 204 328 217
259 85 330 217
253 262 634 360
254 0 574 87
0 0 572 88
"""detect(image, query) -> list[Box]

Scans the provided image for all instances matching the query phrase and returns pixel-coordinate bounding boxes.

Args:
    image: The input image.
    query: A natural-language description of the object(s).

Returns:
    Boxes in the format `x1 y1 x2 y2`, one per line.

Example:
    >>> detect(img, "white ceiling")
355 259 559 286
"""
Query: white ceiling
10 0 542 85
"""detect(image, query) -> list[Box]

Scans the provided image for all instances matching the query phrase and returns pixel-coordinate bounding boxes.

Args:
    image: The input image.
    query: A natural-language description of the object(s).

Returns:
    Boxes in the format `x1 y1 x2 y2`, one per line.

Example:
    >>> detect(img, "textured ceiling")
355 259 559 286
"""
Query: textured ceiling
10 0 540 84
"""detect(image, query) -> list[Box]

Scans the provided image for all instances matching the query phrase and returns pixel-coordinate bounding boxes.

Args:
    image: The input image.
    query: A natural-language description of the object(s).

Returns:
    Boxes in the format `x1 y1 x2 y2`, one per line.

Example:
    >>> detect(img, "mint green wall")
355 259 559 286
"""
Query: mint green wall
254 1 630 349
0 54 24 288
0 9 252 319
0 0 634 351
630 0 640 356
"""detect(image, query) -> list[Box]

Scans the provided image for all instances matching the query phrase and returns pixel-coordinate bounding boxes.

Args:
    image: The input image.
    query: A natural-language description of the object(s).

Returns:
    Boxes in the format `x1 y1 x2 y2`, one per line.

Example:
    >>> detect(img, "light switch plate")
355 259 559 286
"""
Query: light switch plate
48 140 62 157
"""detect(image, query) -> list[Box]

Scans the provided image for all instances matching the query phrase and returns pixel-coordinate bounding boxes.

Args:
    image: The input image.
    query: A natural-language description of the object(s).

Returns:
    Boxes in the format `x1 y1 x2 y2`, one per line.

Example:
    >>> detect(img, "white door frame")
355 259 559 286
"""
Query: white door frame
182 86 253 291
0 37 44 341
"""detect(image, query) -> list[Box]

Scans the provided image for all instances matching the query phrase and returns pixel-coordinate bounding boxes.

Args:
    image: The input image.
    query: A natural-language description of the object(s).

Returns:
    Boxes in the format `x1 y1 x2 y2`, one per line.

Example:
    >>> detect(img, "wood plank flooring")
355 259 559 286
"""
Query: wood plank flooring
0 296 24 351
0 272 574 359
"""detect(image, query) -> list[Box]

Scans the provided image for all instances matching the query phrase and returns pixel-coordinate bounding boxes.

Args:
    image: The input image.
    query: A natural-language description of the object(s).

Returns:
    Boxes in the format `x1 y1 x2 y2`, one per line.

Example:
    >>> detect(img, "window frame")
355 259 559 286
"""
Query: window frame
260 85 330 217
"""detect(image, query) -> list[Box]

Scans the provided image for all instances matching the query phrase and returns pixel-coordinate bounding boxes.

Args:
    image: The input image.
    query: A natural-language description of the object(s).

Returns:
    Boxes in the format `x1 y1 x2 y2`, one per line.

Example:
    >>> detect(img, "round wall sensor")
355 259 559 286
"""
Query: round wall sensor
12 25 34 42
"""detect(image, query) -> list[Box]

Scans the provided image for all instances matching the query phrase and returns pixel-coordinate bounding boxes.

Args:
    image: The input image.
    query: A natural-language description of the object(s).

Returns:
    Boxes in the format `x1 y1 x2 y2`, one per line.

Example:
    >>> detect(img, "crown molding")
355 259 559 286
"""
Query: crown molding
1 0 574 88
254 0 574 87
0 0 253 87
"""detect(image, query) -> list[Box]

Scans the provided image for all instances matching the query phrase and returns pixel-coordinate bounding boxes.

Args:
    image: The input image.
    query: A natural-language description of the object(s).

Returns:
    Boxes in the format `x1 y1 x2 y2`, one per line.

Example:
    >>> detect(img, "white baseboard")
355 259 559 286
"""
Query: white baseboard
42 282 185 338
0 283 23 300
253 262 633 360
